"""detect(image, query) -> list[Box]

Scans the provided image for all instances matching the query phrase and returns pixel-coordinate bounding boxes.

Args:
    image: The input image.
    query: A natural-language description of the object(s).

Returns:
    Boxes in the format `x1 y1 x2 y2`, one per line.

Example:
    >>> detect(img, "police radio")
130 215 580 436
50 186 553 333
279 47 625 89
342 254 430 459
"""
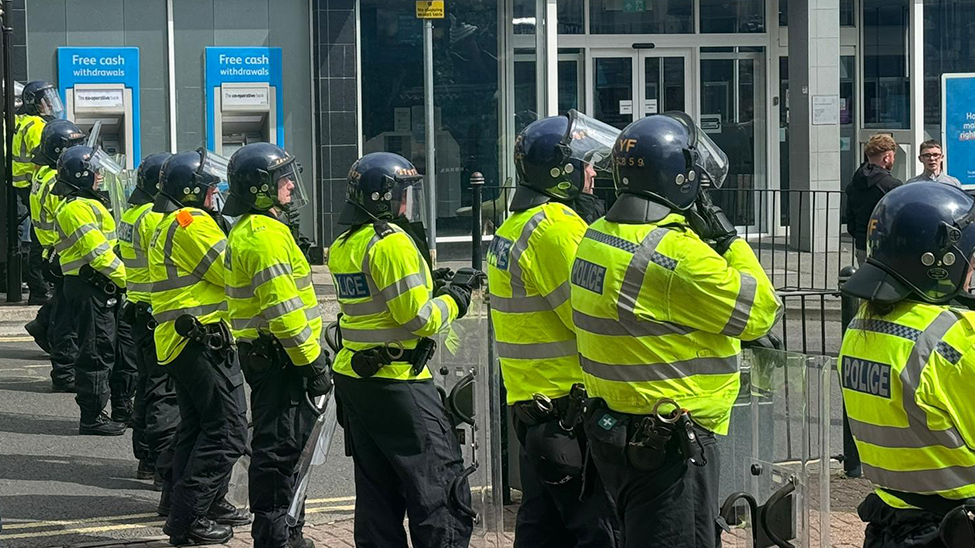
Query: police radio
174 315 224 351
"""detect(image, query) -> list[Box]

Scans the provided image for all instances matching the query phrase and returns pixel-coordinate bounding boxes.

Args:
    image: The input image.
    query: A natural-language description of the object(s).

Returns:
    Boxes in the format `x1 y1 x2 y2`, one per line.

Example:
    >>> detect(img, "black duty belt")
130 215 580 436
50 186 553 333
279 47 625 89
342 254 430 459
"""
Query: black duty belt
350 338 437 378
513 384 588 429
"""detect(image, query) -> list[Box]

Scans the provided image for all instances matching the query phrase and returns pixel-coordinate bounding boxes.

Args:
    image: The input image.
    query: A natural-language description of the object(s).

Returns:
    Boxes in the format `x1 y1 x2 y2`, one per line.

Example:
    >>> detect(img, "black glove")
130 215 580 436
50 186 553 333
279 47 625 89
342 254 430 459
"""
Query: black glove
437 284 471 319
687 198 738 255
742 332 783 351
432 267 454 293
299 352 333 398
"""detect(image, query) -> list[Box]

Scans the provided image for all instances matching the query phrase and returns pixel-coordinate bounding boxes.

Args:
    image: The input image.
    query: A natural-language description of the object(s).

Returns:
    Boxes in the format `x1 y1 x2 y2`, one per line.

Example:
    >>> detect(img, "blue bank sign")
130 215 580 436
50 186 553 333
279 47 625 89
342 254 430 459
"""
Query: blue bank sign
57 47 141 164
205 47 284 150
942 73 975 186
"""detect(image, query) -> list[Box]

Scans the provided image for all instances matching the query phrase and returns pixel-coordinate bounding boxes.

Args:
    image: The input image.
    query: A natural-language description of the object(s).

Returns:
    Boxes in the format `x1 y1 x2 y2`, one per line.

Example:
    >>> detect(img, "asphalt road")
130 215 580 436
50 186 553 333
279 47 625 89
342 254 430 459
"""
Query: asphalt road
0 335 357 548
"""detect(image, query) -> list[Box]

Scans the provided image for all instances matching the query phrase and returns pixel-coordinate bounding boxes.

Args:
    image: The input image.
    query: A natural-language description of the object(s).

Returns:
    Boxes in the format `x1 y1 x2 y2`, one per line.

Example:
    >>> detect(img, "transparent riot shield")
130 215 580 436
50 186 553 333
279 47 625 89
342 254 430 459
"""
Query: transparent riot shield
717 347 832 548
430 284 506 546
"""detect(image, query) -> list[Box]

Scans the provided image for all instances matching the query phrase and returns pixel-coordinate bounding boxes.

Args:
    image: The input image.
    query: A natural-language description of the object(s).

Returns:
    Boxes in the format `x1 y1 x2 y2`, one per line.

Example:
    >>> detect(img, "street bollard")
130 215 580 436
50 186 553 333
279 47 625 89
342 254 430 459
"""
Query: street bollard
470 172 484 271
838 265 861 478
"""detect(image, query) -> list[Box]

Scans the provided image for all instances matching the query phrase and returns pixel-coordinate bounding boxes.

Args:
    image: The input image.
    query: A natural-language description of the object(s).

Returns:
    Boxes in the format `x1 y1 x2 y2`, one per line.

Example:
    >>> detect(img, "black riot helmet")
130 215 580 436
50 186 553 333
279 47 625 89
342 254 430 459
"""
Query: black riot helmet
129 152 172 205
844 183 975 305
511 110 618 212
338 152 423 226
51 145 124 202
32 119 86 168
607 112 729 224
223 142 308 217
21 80 64 118
154 148 229 214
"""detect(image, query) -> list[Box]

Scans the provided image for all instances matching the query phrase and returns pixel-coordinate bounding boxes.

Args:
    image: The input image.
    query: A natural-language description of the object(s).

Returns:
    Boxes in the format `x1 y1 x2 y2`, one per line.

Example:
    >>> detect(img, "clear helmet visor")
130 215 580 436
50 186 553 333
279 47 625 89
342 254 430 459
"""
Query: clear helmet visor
90 148 126 220
665 111 730 188
39 88 64 118
199 148 230 185
563 109 620 178
13 81 25 109
391 175 425 223
272 160 309 211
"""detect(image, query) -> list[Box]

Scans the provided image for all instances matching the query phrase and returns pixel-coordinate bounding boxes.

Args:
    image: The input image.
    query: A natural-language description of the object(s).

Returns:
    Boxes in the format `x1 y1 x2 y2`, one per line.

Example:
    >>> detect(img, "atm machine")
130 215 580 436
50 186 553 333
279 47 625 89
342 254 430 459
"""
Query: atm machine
212 82 277 157
65 83 135 169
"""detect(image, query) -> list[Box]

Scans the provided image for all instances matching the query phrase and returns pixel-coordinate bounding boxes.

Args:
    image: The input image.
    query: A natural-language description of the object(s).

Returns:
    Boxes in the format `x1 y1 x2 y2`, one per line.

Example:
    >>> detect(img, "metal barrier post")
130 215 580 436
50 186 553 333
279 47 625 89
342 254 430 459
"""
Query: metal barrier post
838 265 861 477
2 2 22 302
470 172 483 270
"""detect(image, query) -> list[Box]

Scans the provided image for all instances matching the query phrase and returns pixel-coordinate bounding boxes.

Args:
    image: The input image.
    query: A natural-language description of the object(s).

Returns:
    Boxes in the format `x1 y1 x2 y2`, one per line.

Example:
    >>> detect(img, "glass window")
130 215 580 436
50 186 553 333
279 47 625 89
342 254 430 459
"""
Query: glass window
558 56 582 113
593 56 633 129
863 0 910 129
923 0 975 140
700 0 764 33
360 0 500 249
590 0 693 34
780 0 856 27
514 54 538 132
559 0 585 34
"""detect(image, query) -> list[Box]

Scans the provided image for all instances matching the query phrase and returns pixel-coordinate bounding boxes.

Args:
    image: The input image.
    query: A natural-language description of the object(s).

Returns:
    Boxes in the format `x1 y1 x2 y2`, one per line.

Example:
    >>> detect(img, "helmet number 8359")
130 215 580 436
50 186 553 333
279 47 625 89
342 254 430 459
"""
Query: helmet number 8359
615 157 645 167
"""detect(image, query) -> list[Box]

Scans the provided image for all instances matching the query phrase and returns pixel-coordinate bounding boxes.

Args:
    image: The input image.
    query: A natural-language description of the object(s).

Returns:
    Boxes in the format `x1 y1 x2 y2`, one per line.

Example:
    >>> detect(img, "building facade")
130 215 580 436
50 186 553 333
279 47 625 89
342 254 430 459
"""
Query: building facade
5 0 973 261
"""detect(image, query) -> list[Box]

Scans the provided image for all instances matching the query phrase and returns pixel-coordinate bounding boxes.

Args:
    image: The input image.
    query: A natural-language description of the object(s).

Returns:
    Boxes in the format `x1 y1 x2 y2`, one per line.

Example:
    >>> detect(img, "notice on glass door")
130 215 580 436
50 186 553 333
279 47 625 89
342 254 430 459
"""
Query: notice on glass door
644 99 658 114
619 100 633 115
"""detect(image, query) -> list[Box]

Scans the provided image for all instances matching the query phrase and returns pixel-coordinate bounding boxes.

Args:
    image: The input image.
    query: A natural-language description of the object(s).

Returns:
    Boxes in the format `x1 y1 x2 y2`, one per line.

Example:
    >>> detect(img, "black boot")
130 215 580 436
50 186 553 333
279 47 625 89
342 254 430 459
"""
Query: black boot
24 319 50 353
137 459 156 480
28 292 51 306
167 517 233 546
288 528 315 548
79 413 126 436
206 497 251 526
111 398 135 426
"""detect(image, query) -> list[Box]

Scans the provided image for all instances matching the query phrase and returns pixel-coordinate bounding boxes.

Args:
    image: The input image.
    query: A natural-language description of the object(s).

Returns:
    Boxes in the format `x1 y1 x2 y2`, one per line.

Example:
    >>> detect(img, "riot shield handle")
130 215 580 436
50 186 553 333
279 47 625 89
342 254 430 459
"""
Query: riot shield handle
761 478 797 548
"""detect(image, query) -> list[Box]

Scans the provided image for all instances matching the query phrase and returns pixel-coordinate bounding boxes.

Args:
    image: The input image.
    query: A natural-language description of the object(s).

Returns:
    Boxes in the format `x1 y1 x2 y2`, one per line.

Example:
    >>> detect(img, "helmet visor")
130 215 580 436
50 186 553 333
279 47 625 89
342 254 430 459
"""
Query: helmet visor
564 109 619 178
272 160 309 211
391 174 425 223
90 148 126 220
39 88 64 118
665 111 729 188
198 148 230 186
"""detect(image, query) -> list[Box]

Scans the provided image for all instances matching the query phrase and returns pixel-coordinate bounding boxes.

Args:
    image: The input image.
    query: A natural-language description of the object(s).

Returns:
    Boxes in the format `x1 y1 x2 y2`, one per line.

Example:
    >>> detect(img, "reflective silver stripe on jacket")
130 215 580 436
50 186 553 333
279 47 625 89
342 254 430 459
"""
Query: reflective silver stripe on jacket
580 354 739 383
231 305 319 331
226 262 293 298
846 311 968 454
153 301 228 323
153 235 226 292
496 340 577 360
721 273 757 337
401 297 450 333
126 207 154 269
339 325 415 343
60 241 113 273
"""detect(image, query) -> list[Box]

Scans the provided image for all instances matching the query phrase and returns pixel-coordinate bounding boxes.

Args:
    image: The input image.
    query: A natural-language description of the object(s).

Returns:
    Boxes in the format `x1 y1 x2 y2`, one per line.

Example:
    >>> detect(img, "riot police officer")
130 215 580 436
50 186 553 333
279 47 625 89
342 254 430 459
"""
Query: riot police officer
150 150 248 546
570 113 781 547
328 152 475 547
488 112 620 547
840 183 975 547
222 143 332 548
118 152 178 486
26 119 86 387
14 81 63 304
51 146 127 435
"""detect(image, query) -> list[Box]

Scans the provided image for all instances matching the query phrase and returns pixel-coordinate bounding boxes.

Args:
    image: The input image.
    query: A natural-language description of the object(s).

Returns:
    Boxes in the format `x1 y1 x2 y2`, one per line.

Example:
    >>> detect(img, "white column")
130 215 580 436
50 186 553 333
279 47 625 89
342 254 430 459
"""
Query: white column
535 0 558 116
788 0 841 253
909 0 925 177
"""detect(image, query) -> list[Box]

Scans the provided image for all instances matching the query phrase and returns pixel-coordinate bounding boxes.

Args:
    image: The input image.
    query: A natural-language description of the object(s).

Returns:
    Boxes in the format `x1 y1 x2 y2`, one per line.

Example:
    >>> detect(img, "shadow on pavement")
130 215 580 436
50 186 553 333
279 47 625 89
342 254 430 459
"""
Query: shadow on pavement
0 344 48 362
0 453 151 492
0 378 59 395
0 411 78 435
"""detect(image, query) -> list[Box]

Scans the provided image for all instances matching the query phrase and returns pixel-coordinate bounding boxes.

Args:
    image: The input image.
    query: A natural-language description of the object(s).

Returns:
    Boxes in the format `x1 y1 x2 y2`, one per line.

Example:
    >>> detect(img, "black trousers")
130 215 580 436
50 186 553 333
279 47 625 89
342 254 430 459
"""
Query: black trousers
48 279 77 386
63 276 116 420
583 407 721 548
166 341 247 535
513 415 620 548
130 313 179 473
112 312 139 408
859 493 957 548
334 374 474 548
17 187 47 297
241 353 318 548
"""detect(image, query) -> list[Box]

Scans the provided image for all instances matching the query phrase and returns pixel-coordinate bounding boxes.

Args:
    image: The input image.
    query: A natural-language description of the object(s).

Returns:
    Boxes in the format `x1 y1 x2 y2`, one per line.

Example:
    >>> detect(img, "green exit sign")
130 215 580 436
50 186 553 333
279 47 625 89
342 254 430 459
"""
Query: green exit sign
623 0 646 12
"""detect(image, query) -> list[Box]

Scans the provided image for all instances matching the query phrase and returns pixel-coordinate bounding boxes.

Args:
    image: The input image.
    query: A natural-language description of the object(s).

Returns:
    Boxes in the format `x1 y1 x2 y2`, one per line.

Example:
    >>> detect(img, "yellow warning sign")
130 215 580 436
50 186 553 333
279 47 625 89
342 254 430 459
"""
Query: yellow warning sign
416 0 445 18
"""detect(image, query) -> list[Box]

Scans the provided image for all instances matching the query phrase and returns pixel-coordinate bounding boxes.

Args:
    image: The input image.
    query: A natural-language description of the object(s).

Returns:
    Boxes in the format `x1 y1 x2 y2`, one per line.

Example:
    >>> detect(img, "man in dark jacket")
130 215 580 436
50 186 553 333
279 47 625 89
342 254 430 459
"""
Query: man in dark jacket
845 133 902 266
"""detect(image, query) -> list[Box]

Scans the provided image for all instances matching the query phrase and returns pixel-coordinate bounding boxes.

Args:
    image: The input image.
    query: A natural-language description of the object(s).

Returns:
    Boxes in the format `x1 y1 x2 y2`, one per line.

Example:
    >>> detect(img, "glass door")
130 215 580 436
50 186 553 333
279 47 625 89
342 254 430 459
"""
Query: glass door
590 50 637 130
638 50 691 117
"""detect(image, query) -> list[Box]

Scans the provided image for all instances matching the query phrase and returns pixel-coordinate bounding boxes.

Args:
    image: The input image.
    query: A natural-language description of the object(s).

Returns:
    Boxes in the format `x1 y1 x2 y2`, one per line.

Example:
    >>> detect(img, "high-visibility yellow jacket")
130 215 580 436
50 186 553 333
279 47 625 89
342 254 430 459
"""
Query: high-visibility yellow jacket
54 196 125 286
12 114 46 189
487 202 588 405
328 222 458 381
840 301 975 508
226 212 324 367
149 208 228 365
570 214 781 434
30 166 64 250
119 202 164 304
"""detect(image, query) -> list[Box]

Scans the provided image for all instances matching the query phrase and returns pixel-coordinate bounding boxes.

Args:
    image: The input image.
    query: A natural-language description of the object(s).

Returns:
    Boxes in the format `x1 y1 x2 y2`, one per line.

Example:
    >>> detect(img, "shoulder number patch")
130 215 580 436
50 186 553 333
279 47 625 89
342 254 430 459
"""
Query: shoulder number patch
487 236 513 271
335 273 371 299
175 210 194 228
118 221 134 244
841 356 892 398
571 258 607 294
